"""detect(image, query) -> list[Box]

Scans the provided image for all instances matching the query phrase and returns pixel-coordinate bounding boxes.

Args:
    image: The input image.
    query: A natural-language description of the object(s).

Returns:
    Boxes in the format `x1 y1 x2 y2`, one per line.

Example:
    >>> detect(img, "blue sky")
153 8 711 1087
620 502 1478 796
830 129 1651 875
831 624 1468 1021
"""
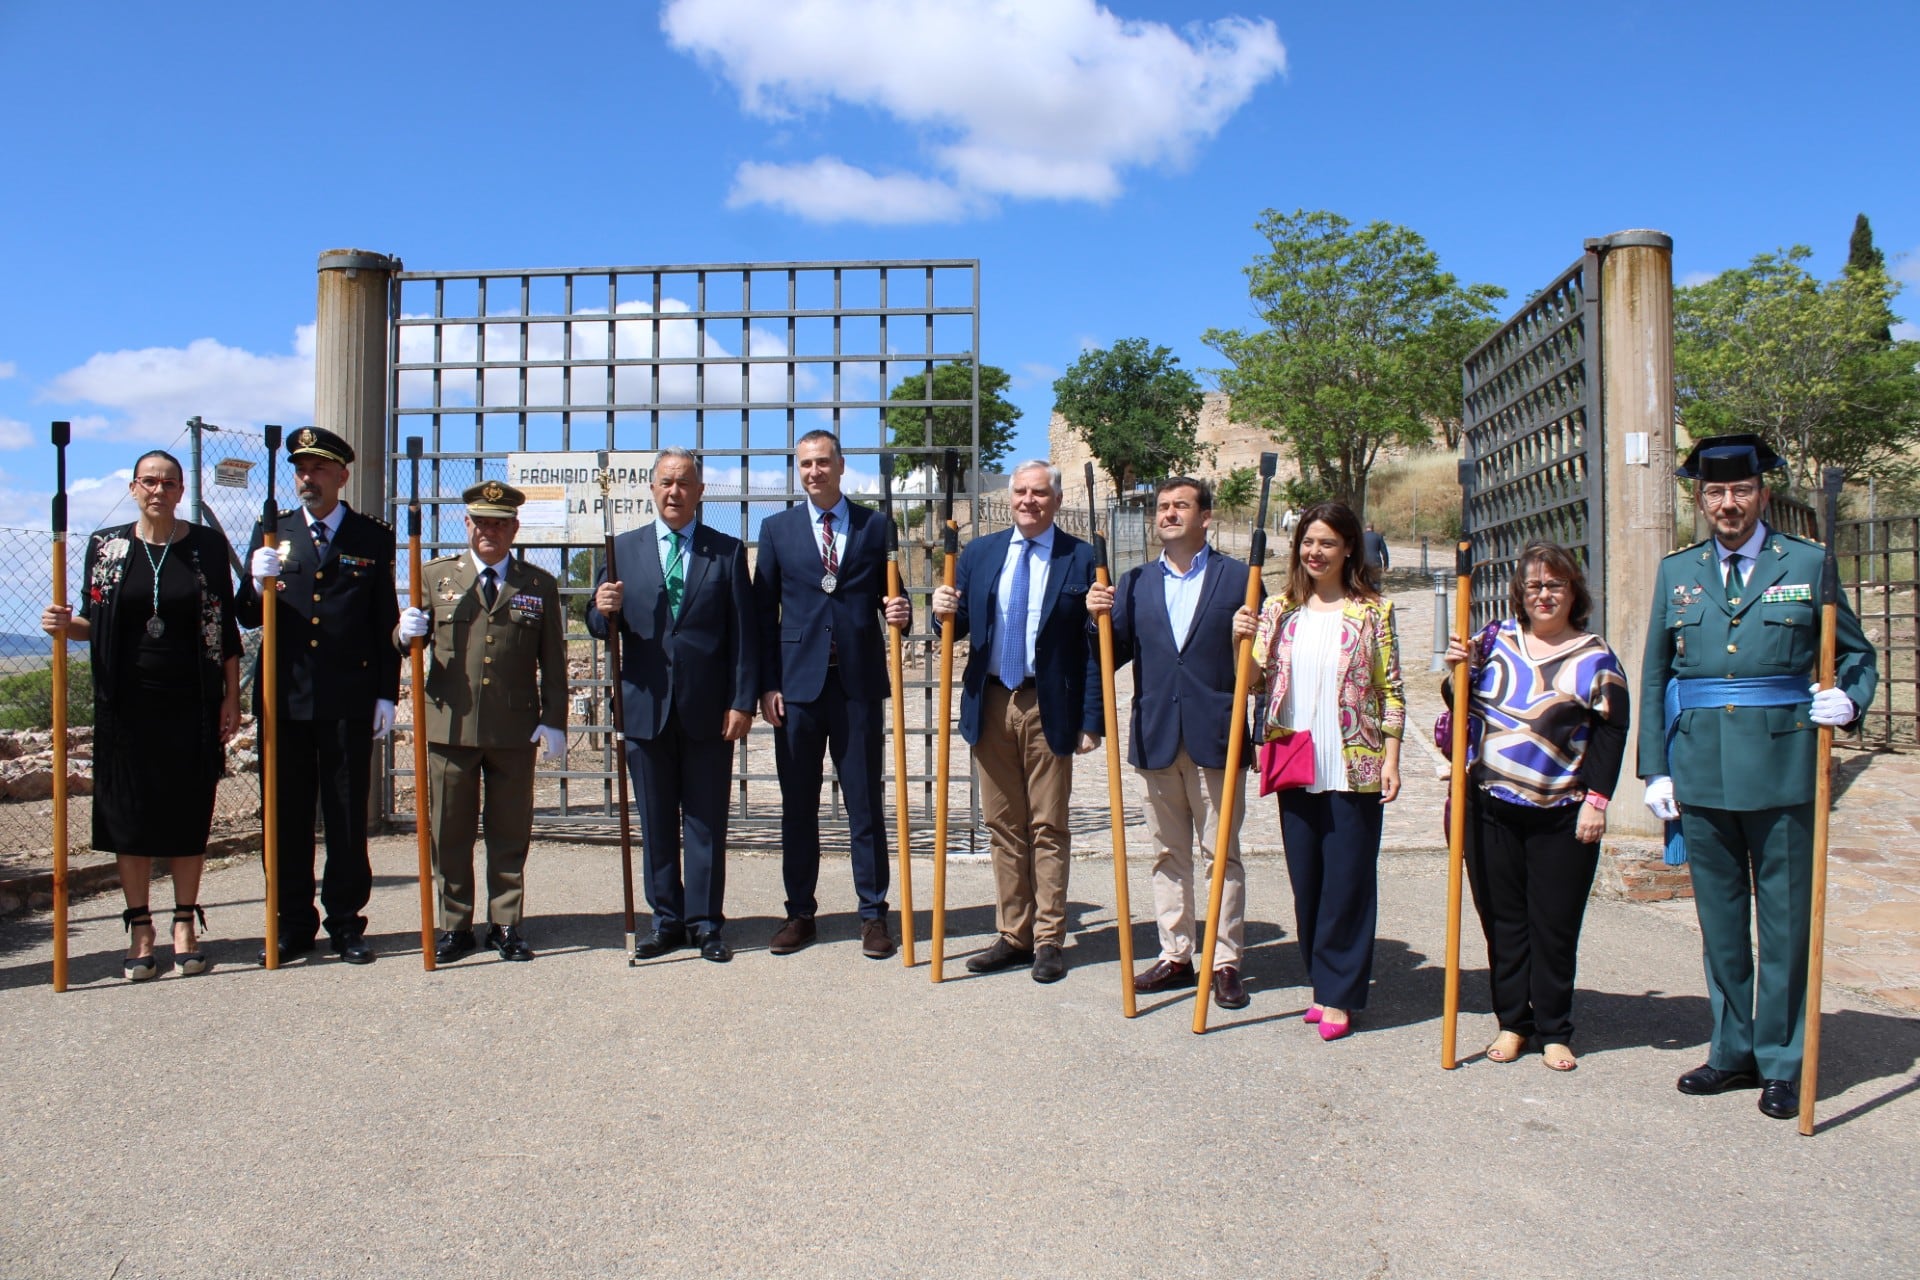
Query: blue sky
2 0 1916 535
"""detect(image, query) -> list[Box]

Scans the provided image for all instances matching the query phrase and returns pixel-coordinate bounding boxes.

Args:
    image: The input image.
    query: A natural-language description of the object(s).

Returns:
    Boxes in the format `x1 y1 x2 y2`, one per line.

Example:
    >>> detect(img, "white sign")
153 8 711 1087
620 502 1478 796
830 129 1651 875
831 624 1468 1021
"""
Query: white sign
1625 432 1650 466
505 451 659 545
214 458 255 489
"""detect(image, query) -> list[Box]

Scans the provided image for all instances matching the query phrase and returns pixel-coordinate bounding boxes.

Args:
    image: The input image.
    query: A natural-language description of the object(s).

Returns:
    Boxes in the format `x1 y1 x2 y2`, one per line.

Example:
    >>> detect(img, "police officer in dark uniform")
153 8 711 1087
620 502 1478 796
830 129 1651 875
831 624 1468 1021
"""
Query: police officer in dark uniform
237 426 401 964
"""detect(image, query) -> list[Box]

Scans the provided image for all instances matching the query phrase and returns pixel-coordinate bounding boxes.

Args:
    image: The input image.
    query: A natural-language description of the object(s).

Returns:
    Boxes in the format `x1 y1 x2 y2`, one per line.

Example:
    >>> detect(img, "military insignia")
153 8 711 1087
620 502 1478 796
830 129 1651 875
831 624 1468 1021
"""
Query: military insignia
1760 583 1813 604
339 553 371 567
295 428 317 450
1671 584 1703 608
437 576 459 601
509 592 544 615
482 481 505 503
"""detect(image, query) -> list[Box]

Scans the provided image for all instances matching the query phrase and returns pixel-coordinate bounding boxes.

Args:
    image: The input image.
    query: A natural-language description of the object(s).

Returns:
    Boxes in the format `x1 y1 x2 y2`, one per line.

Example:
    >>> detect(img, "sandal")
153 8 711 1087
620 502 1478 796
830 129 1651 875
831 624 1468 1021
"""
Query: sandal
1542 1043 1578 1072
1485 1030 1527 1063
172 904 210 976
122 906 158 982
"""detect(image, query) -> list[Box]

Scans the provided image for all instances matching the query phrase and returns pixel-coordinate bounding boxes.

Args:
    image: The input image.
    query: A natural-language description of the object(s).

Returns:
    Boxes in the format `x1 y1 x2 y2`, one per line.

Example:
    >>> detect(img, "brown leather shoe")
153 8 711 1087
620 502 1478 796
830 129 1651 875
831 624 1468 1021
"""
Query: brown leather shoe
769 916 817 955
1133 957 1198 993
861 918 897 959
1211 965 1250 1010
965 936 1035 973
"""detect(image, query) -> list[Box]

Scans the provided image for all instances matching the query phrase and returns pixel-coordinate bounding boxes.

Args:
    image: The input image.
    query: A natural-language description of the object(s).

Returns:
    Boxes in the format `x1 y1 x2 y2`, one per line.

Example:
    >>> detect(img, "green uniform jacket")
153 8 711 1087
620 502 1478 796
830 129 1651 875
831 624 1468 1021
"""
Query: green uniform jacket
409 552 568 749
1637 526 1876 810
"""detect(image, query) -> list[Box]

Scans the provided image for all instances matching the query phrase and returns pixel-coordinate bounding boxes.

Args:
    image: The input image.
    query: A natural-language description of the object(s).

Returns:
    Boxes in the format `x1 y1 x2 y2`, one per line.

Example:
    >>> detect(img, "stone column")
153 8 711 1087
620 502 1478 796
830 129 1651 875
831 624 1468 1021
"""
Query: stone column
315 250 401 518
1589 229 1675 840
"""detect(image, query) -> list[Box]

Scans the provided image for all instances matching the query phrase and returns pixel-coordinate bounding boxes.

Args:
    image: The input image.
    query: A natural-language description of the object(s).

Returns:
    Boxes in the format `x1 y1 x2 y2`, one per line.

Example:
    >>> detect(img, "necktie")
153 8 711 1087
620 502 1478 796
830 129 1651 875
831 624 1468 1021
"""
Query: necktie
820 511 840 579
998 540 1032 690
310 520 329 557
665 531 686 617
1725 553 1743 602
482 566 499 609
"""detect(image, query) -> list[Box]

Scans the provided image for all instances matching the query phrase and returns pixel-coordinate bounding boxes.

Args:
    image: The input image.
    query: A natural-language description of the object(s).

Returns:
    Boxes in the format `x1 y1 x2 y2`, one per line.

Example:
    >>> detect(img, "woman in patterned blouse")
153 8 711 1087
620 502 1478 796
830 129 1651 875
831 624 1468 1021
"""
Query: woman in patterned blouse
1443 541 1629 1072
1247 501 1406 1041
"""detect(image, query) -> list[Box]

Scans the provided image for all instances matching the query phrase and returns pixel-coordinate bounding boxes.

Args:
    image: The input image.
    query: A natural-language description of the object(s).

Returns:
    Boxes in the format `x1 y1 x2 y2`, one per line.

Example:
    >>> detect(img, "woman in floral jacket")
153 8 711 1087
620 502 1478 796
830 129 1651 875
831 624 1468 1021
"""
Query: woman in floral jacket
1247 501 1405 1040
41 450 242 980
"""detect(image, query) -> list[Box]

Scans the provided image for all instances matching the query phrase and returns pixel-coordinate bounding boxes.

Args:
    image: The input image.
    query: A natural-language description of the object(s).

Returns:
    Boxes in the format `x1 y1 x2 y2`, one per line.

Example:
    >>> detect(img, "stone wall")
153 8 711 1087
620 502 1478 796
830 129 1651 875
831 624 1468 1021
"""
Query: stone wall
1045 392 1302 492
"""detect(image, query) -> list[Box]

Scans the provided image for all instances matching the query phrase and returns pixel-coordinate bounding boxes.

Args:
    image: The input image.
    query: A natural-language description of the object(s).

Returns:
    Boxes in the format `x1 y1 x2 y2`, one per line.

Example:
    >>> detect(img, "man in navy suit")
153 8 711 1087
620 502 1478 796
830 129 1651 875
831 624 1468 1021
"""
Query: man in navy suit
1087 477 1259 1009
931 460 1102 984
753 430 912 960
588 448 758 963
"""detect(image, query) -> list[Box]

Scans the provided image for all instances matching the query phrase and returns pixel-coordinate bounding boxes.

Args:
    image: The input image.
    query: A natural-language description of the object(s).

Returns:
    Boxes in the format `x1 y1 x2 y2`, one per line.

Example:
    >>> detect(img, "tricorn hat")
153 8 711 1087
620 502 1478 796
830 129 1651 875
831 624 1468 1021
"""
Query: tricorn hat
1675 433 1787 483
462 480 525 520
285 426 355 466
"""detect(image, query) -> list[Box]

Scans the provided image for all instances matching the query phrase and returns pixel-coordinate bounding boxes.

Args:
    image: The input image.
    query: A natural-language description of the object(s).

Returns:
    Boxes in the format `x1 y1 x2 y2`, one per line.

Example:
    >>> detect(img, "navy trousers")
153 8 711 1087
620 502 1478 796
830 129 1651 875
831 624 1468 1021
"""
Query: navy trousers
773 676 889 921
1278 789 1383 1011
271 715 374 943
626 712 733 935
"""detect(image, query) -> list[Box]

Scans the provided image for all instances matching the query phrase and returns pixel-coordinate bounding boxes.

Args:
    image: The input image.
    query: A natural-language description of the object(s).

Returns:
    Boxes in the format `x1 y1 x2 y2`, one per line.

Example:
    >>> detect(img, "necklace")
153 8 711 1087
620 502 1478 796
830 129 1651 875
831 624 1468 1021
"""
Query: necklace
138 526 176 639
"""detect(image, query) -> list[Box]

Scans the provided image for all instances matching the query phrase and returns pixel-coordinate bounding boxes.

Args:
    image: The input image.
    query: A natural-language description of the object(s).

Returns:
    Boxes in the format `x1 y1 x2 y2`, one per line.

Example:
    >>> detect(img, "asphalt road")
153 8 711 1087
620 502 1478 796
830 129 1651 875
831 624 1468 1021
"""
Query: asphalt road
2 838 1915 1279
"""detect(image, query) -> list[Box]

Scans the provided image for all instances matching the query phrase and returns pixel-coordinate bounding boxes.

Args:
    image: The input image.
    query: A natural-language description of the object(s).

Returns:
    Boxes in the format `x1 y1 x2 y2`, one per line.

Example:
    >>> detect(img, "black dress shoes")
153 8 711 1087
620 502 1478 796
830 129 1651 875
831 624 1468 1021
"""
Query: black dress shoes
1676 1063 1760 1095
696 932 732 963
330 933 375 965
634 926 688 960
966 937 1035 974
1032 944 1067 984
434 928 477 962
257 936 317 966
487 924 534 962
1758 1079 1800 1119
1134 958 1197 993
1212 965 1250 1010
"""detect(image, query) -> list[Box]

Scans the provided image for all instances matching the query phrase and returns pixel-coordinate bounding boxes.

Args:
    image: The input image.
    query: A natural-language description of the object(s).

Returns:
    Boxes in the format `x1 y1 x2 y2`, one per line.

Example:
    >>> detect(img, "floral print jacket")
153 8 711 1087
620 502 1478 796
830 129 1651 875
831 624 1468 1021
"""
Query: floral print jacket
1251 593 1407 794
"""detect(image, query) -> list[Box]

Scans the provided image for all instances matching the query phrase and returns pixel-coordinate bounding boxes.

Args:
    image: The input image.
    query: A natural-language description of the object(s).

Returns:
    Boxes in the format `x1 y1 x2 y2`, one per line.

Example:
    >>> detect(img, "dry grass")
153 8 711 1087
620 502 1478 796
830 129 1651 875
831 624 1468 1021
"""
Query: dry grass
1364 451 1463 542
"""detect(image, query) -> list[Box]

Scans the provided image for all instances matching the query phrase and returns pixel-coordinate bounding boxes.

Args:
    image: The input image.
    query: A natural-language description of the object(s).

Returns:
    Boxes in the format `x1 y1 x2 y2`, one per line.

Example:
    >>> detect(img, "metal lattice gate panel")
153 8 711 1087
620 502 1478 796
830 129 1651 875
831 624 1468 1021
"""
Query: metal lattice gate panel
381 259 982 844
1460 252 1604 632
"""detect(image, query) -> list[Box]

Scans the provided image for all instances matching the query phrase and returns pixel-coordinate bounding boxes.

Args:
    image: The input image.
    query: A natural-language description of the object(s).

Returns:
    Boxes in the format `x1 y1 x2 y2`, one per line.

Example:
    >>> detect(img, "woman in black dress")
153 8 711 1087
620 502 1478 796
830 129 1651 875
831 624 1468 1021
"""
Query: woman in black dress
41 450 242 979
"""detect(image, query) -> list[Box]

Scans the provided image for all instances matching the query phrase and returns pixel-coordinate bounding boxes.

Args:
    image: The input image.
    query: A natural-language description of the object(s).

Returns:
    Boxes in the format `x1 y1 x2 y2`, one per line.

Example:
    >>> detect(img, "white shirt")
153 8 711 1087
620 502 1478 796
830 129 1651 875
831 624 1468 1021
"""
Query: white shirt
994 525 1055 680
1160 544 1210 650
810 495 850 568
1714 522 1768 586
1282 607 1350 794
656 514 699 573
306 503 344 554
470 552 511 585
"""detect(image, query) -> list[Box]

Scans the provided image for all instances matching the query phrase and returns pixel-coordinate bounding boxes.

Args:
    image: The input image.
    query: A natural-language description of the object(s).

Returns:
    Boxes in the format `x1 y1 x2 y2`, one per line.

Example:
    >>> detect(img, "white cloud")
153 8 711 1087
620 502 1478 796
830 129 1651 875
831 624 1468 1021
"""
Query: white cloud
1894 321 1919 343
729 158 978 223
1892 247 1920 288
662 0 1285 223
0 417 31 451
0 466 136 533
0 361 17 379
1677 270 1718 288
44 326 316 443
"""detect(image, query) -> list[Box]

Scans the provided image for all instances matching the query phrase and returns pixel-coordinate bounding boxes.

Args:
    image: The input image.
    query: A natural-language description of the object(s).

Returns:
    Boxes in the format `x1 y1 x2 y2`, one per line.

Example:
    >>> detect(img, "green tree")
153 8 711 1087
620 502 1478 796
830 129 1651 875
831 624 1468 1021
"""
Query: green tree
1052 338 1208 494
1203 209 1504 512
1675 245 1920 491
1848 213 1893 343
565 548 597 625
1213 465 1256 520
884 359 1020 477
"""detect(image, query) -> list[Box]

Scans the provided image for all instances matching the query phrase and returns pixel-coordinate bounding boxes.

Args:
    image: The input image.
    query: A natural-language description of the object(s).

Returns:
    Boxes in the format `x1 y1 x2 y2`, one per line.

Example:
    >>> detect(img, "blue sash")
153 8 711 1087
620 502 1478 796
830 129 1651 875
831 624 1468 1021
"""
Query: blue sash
1660 675 1808 864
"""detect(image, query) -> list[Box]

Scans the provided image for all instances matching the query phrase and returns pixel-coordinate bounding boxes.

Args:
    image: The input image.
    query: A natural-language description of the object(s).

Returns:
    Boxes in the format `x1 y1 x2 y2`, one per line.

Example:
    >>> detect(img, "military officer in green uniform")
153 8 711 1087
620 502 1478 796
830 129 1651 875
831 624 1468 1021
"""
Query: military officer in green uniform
396 480 568 962
1638 434 1876 1120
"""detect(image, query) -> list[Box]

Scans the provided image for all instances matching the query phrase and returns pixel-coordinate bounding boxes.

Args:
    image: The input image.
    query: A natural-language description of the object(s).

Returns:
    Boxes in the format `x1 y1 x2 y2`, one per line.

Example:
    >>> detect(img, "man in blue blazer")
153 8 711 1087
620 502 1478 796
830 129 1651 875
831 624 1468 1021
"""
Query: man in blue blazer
931 460 1102 984
1087 477 1259 1009
753 430 912 960
588 448 758 963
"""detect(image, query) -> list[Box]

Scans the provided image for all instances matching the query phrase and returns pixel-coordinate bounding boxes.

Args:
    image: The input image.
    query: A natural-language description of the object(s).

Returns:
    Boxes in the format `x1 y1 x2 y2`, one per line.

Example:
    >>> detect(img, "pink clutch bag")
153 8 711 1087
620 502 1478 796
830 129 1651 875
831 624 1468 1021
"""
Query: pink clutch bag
1258 730 1315 796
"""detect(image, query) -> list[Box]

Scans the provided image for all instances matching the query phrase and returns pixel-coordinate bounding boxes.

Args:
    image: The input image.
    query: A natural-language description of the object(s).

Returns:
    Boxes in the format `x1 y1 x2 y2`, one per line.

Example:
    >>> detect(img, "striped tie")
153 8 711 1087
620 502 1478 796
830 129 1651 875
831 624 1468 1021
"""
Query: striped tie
665 530 686 616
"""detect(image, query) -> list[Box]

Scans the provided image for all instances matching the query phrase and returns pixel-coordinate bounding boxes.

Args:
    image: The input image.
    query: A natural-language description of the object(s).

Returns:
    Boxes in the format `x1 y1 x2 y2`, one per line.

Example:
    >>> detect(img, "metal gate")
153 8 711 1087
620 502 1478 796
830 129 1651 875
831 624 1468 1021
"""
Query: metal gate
1460 251 1604 630
381 259 983 844
1836 514 1920 747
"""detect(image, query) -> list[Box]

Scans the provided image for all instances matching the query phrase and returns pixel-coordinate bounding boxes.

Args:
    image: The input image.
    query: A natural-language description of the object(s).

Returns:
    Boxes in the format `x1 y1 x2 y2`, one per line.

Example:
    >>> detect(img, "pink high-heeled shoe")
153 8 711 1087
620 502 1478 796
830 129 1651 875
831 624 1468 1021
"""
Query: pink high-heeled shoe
1304 1005 1323 1024
1318 1016 1352 1042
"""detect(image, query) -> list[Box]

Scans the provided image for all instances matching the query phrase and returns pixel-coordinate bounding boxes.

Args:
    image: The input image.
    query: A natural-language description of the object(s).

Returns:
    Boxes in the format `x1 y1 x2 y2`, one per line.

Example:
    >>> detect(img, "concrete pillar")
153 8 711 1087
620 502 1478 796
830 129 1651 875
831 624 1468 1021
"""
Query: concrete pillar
315 250 401 518
1589 229 1675 840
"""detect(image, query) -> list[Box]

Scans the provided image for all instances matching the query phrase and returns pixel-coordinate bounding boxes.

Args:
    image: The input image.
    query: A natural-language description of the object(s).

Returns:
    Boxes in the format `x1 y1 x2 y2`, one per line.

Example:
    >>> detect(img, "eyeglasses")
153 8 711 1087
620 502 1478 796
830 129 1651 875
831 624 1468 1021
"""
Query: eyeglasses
1700 483 1760 504
1522 580 1569 597
133 477 182 492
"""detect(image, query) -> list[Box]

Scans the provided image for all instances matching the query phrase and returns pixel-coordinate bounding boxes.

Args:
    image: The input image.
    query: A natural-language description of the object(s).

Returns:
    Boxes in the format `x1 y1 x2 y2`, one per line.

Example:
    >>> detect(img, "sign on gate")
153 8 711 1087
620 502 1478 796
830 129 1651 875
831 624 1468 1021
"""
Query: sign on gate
505 451 658 544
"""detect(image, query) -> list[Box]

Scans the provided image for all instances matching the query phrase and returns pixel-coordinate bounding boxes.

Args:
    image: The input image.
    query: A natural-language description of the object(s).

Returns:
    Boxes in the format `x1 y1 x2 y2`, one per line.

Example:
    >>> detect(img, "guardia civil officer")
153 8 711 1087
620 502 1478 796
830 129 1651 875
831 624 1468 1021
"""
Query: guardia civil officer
396 481 568 962
1639 434 1876 1120
236 426 400 965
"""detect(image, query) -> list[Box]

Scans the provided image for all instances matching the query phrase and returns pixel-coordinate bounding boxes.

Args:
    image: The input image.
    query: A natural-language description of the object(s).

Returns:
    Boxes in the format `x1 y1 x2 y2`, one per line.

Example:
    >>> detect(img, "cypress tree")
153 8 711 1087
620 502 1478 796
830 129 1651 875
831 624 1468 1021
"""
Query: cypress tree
1848 213 1893 342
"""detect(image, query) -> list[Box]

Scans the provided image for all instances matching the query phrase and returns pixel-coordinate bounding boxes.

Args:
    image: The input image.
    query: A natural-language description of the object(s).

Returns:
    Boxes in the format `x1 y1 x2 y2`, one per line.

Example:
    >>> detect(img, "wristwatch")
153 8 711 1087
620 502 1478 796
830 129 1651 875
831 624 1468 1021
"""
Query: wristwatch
1584 791 1610 811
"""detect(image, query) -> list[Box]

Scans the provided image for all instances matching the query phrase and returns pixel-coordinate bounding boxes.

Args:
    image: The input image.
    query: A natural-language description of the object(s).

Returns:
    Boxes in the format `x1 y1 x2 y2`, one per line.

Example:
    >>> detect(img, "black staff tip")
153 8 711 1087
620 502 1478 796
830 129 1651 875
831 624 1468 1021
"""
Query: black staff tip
51 421 70 447
880 452 895 481
1258 452 1278 478
407 436 423 462
1084 461 1096 488
942 447 958 478
1457 459 1472 489
1821 467 1845 499
264 424 282 450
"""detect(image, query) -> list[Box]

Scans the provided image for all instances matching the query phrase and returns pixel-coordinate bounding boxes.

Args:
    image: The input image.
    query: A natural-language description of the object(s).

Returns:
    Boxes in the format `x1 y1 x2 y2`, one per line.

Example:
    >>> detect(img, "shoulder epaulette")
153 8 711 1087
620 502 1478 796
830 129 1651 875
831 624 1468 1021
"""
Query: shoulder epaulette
425 553 461 566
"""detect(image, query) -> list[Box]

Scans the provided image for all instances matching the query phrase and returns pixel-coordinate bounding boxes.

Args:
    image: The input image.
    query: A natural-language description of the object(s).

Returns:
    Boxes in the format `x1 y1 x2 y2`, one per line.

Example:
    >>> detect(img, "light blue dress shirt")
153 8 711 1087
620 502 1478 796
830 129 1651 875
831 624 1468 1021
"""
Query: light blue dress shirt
994 525 1054 680
1160 543 1210 650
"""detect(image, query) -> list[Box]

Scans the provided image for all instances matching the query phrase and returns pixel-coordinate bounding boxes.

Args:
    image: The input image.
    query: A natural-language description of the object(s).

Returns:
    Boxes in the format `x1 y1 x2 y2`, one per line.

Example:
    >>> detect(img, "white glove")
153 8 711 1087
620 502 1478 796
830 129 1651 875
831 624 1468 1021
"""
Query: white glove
371 699 395 739
1644 775 1678 822
398 607 430 641
250 545 282 584
532 725 567 761
1809 684 1855 728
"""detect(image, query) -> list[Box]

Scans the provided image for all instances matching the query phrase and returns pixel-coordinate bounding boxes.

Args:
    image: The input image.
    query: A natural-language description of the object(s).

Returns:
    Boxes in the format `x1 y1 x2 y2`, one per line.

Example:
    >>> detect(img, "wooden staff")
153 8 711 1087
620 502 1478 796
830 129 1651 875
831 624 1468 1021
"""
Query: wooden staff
49 421 72 992
1801 465 1846 1136
598 454 639 962
1441 458 1475 1067
259 424 283 969
880 453 916 967
405 437 436 971
930 449 959 983
1085 463 1136 1018
1194 452 1277 1034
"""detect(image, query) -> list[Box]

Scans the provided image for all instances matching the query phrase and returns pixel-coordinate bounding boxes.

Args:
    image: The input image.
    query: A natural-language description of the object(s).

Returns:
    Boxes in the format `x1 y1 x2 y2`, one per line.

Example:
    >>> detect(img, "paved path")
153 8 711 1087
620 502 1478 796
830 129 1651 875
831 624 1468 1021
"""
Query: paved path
3 841 1915 1278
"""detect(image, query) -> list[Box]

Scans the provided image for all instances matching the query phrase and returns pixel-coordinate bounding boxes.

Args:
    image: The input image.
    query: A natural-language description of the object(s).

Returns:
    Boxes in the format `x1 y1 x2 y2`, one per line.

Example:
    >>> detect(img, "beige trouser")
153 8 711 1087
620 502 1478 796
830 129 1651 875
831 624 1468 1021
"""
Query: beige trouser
429 743 535 930
1139 746 1246 967
973 684 1075 949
